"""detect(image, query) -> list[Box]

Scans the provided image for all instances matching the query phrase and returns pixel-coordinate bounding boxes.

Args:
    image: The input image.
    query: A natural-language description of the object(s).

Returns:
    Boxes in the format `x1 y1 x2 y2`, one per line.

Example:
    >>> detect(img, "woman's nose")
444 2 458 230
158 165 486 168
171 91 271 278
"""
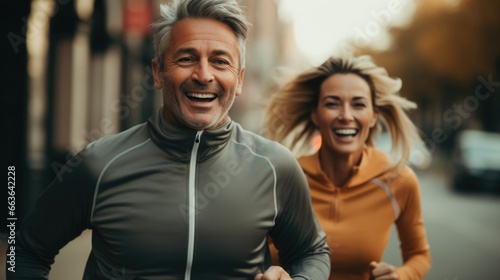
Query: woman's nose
339 105 354 121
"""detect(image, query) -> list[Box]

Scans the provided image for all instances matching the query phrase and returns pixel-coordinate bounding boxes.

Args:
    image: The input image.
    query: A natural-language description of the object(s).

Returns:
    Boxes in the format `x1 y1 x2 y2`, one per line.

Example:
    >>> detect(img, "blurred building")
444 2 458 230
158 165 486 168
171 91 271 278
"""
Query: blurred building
9 0 303 220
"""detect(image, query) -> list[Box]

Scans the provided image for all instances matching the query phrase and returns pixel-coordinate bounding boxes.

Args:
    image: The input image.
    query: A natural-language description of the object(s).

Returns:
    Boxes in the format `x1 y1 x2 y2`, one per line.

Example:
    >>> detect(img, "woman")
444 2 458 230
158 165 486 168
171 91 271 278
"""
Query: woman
264 55 431 279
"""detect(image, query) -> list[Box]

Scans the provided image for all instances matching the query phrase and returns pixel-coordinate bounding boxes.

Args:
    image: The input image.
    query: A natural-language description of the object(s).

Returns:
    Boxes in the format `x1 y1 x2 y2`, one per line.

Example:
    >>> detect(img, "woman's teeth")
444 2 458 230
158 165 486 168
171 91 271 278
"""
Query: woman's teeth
334 128 358 136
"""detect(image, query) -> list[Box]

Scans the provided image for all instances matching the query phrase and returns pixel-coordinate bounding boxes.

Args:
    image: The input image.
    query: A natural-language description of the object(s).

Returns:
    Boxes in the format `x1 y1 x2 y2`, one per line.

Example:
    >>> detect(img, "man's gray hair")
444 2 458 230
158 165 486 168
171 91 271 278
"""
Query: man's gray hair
152 0 250 71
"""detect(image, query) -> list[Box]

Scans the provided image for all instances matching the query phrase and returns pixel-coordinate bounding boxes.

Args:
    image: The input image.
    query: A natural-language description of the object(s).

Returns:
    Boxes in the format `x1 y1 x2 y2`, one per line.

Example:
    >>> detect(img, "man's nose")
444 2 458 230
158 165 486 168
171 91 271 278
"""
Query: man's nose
192 60 214 84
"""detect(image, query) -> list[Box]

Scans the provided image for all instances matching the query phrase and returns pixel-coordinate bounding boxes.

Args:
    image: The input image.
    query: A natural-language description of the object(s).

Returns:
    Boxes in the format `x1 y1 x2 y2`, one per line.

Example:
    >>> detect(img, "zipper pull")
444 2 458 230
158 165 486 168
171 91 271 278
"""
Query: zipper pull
195 131 202 144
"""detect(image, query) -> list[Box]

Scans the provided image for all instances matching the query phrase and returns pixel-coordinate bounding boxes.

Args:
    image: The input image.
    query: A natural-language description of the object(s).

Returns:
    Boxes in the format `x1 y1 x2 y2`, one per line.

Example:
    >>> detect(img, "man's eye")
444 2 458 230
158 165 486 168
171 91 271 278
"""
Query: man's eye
354 103 367 107
213 59 229 65
177 57 195 63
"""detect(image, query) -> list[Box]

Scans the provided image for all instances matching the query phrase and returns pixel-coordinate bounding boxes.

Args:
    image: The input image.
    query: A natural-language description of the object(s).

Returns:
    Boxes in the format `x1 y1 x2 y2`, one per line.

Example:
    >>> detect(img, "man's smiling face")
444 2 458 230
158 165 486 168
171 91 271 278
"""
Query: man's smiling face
153 18 245 130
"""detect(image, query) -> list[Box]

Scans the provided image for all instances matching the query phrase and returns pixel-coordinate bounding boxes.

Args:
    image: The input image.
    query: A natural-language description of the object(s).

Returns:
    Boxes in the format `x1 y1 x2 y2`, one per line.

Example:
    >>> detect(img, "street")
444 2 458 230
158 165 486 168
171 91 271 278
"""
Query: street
383 170 500 279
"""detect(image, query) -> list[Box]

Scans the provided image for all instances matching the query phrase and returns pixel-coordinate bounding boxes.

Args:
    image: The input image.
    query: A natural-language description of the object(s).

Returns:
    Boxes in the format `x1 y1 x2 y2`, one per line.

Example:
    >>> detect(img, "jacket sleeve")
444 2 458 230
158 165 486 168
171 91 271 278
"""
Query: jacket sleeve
394 167 432 280
8 150 96 280
269 152 331 280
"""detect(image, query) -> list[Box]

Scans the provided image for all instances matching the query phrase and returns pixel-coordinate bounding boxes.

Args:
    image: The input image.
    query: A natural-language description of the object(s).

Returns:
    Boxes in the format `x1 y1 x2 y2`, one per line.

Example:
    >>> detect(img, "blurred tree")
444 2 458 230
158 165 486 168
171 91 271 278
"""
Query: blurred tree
415 0 500 83
361 0 500 153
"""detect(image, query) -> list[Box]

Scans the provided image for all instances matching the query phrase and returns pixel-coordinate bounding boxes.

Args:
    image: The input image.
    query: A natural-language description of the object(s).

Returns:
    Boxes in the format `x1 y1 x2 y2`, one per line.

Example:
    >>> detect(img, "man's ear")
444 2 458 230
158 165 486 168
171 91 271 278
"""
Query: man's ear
152 58 163 89
235 68 245 96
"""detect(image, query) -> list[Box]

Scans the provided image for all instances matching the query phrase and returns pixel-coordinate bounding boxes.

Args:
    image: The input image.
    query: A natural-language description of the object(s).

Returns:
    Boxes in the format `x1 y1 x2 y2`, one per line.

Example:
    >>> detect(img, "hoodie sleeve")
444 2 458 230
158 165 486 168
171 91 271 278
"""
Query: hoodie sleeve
9 150 96 280
269 150 331 280
393 167 432 279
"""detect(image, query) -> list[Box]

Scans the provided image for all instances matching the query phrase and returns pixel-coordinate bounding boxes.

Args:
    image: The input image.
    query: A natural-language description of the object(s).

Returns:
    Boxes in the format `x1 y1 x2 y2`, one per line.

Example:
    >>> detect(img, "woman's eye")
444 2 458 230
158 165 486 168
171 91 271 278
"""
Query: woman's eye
354 103 367 107
325 102 339 107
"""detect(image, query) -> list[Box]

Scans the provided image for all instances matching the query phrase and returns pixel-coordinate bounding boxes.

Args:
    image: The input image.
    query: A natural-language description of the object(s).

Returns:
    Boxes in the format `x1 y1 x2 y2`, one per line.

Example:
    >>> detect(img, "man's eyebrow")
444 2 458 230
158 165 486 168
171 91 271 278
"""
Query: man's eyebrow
172 48 235 61
172 47 198 57
211 49 234 60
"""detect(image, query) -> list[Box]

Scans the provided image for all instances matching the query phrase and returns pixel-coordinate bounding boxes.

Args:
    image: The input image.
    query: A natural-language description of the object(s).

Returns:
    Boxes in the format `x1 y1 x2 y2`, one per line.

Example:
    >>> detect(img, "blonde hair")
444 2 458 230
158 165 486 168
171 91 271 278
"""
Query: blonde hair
263 55 423 172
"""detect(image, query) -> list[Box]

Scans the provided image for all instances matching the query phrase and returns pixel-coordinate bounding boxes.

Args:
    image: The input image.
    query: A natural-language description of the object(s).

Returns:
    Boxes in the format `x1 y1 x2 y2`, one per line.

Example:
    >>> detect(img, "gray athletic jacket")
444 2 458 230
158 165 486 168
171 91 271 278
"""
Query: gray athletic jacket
13 108 330 280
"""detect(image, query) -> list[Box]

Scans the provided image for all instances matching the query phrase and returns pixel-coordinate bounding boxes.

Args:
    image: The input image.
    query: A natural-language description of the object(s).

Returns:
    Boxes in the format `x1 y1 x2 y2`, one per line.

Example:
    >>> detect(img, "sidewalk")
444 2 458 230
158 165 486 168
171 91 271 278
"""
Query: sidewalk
49 230 92 280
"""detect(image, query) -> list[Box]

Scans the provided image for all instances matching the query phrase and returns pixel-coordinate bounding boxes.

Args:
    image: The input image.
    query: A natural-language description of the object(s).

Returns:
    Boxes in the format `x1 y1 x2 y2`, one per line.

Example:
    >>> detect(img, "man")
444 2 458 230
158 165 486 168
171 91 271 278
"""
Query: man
12 0 330 279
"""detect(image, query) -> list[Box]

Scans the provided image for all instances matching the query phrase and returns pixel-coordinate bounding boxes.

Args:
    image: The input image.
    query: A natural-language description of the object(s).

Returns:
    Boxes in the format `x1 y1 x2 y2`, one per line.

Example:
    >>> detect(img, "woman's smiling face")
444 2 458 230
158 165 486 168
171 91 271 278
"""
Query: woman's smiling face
312 73 378 157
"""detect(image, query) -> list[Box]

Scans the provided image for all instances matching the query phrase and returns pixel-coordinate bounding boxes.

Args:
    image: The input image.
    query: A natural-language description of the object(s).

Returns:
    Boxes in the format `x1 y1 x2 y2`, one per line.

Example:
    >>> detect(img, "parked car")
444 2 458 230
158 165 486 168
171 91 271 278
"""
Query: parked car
451 130 500 193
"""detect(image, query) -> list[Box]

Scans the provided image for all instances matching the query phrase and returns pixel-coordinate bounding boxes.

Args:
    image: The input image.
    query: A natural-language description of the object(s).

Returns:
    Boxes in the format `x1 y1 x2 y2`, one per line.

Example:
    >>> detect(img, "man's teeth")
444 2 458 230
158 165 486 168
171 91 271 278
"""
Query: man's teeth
335 129 358 135
187 93 217 99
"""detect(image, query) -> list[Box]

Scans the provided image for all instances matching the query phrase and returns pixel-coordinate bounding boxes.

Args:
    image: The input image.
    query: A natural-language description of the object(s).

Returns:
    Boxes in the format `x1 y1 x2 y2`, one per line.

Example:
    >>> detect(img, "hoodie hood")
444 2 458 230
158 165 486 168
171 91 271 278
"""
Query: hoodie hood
298 146 392 189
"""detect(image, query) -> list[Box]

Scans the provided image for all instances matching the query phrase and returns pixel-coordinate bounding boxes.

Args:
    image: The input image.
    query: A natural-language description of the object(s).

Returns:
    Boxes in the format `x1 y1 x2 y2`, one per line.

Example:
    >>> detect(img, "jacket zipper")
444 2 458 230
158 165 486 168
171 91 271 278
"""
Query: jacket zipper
184 131 203 280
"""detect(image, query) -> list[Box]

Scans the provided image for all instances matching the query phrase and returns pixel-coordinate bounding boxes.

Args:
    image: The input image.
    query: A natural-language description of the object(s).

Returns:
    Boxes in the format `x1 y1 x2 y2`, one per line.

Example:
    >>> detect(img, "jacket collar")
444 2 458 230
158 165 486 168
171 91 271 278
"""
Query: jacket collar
299 146 392 188
147 108 233 162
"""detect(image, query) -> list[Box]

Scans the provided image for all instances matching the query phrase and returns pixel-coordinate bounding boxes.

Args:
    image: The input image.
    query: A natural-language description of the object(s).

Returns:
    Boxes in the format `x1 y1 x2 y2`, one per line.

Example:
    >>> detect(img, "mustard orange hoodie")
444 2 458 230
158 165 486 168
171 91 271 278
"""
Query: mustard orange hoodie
270 147 431 279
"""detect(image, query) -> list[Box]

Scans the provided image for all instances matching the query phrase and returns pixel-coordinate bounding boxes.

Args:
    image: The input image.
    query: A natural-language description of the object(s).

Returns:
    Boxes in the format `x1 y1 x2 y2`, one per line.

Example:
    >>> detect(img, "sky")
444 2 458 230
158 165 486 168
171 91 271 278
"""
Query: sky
277 0 417 65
